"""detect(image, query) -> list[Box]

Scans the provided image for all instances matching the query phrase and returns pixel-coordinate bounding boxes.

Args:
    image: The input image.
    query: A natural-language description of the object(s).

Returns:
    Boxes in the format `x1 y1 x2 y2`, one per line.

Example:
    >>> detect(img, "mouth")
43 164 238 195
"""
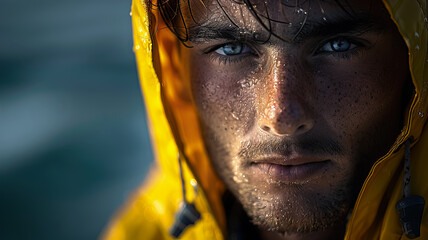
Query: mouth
250 156 332 183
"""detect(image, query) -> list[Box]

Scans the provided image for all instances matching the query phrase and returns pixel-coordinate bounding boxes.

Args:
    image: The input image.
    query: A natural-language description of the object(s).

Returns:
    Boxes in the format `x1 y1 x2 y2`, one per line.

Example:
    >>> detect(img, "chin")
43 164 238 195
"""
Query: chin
232 178 353 234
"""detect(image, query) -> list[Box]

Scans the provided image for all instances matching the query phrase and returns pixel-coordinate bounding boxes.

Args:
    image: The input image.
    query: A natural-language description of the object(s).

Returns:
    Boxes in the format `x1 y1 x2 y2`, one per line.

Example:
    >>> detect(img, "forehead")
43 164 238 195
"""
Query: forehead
178 0 389 42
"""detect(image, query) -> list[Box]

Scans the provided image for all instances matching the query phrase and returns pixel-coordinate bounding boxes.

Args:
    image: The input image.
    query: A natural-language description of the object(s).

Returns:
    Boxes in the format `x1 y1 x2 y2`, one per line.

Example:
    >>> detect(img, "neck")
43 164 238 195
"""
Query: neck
259 223 346 240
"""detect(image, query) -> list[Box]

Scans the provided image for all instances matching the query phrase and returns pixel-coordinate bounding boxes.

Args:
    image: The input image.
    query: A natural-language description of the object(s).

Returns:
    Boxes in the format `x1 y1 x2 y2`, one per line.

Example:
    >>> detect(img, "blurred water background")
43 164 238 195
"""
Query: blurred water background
0 0 153 239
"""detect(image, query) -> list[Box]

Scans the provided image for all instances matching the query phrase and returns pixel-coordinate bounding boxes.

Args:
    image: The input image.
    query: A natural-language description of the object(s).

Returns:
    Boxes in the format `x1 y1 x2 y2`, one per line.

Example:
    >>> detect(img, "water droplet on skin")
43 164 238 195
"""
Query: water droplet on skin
233 176 240 182
419 112 424 118
231 112 239 120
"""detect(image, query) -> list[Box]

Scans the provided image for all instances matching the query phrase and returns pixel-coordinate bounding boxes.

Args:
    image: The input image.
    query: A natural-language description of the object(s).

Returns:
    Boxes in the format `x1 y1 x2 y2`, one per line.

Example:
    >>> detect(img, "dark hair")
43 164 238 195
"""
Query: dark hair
149 0 355 45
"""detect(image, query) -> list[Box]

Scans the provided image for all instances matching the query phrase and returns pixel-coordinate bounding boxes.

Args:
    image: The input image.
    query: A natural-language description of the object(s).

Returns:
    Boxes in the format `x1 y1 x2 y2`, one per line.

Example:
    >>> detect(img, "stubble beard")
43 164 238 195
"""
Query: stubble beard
205 144 359 234
208 142 359 235
214 156 363 235
232 178 354 234
200 123 364 235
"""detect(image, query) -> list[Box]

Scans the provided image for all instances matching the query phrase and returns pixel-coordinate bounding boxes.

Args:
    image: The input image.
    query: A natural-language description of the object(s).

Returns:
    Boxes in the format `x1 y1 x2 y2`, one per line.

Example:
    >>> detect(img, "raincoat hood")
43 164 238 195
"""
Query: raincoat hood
103 0 428 239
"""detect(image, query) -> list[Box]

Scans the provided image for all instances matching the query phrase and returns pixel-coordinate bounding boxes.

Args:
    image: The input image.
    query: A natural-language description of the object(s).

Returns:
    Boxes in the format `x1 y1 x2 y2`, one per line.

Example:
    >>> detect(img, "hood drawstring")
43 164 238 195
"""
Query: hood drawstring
169 153 201 238
395 137 425 239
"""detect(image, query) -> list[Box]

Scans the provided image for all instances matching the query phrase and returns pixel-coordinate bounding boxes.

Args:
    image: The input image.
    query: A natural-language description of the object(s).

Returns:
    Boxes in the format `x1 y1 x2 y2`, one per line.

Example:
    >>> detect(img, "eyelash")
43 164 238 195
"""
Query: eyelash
205 37 365 65
205 42 257 65
327 49 362 60
314 37 365 59
211 55 238 65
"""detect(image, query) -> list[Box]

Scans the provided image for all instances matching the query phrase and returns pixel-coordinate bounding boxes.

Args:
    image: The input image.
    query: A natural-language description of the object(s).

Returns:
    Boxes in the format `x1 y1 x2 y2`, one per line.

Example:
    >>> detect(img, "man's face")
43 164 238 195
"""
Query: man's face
180 0 410 235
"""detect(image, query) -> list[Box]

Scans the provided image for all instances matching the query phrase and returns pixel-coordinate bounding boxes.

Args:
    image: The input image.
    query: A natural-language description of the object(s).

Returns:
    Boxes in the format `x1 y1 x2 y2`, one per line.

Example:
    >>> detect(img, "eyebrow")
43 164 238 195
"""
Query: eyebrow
188 23 258 43
293 14 378 42
187 13 380 44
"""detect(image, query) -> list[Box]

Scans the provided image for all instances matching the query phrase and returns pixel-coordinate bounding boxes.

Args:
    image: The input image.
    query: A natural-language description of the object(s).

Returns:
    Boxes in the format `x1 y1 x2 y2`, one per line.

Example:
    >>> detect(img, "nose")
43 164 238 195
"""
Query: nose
257 61 314 137
259 97 314 136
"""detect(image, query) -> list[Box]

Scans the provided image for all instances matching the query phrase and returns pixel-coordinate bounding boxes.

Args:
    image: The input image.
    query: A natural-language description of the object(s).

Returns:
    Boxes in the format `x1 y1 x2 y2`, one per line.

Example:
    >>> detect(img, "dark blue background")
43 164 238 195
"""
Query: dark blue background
0 0 153 239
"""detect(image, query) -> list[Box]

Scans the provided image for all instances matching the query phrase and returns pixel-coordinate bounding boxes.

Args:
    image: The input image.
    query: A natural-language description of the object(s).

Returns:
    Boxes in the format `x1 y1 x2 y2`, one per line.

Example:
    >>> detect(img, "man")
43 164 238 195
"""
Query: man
103 0 428 239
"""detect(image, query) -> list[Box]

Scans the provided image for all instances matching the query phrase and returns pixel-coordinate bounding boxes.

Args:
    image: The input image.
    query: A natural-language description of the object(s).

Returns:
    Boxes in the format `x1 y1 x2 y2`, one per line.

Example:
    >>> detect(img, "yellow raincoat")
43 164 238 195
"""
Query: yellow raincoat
103 0 428 239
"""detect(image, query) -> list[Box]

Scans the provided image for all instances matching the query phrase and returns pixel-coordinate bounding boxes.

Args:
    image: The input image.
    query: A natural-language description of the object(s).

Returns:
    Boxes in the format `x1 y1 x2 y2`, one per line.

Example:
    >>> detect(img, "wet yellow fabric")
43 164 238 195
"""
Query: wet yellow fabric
102 0 428 239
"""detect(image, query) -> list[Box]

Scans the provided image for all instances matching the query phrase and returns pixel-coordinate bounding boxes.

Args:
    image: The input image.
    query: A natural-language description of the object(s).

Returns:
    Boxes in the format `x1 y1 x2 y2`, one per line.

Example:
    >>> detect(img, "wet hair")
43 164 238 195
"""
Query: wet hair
148 0 356 45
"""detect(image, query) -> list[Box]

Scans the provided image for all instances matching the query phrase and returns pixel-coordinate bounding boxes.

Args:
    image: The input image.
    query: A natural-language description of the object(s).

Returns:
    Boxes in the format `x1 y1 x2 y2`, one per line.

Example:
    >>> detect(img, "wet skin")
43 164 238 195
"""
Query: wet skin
179 0 410 239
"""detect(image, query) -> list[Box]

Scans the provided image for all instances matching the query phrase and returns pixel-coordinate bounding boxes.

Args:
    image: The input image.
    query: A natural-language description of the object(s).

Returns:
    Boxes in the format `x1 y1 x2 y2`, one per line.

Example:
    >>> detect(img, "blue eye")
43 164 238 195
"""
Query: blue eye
215 43 251 56
320 38 356 52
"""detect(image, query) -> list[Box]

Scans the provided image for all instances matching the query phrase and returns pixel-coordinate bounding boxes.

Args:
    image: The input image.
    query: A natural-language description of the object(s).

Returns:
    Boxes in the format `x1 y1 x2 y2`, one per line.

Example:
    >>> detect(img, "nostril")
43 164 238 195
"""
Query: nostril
261 126 271 132
297 125 305 131
296 122 314 135
258 114 314 136
295 124 308 135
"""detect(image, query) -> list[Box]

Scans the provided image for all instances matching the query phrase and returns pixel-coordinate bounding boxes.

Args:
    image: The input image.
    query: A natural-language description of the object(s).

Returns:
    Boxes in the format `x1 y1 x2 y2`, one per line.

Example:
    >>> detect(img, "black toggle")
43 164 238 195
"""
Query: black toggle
396 195 425 239
169 202 201 238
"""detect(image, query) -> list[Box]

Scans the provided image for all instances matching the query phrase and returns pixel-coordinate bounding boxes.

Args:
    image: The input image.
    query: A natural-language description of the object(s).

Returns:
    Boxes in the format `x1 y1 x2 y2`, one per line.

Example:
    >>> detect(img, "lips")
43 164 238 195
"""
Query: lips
250 156 331 183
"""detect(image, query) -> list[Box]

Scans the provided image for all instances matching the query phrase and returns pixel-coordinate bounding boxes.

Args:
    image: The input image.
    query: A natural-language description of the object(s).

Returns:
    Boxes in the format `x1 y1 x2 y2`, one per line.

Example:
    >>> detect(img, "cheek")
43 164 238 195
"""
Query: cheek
317 69 382 127
314 52 408 156
190 57 259 137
